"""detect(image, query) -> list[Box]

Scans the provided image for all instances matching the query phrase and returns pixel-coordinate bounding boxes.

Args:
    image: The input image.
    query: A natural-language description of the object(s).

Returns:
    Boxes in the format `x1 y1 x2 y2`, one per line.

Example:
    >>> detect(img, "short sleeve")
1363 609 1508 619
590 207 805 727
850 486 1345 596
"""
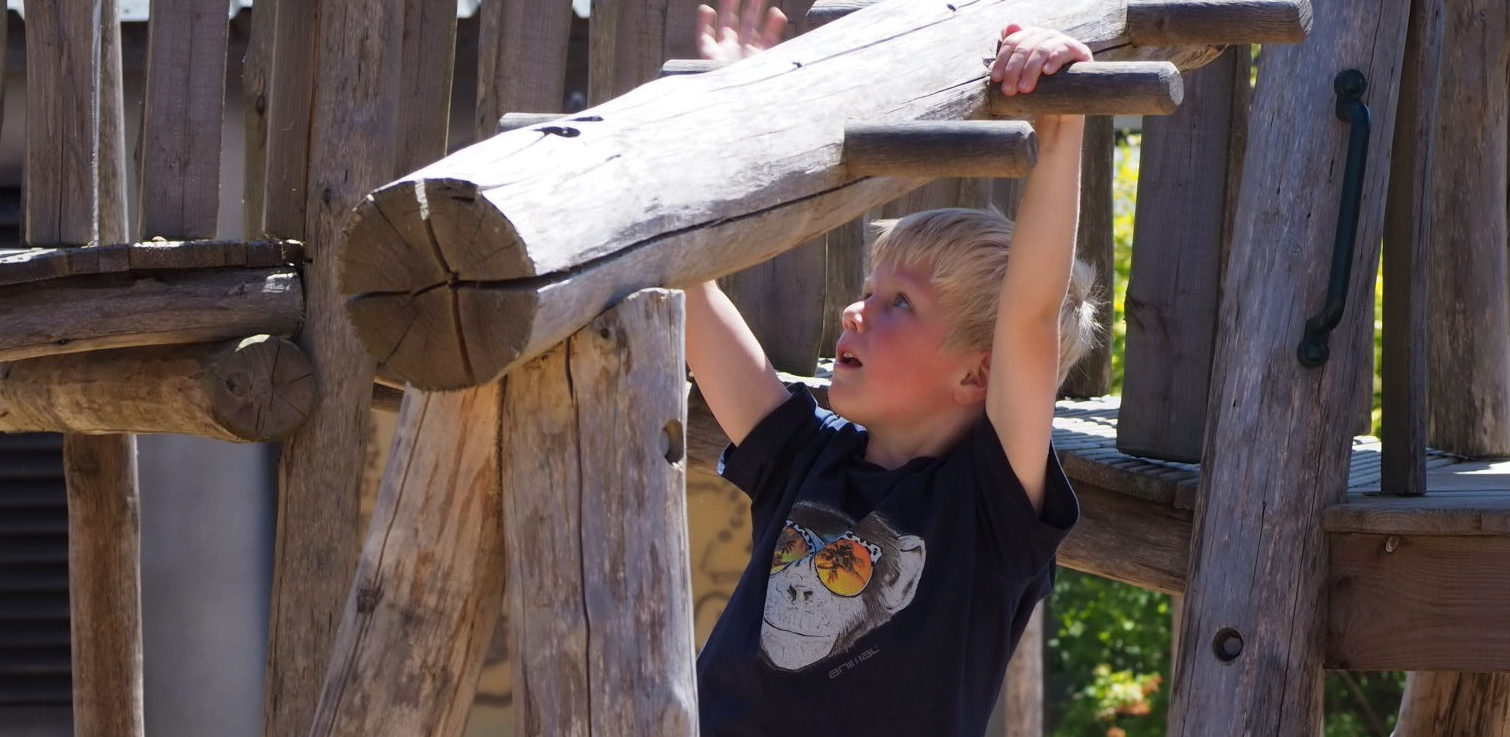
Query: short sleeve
971 417 1079 578
717 384 831 508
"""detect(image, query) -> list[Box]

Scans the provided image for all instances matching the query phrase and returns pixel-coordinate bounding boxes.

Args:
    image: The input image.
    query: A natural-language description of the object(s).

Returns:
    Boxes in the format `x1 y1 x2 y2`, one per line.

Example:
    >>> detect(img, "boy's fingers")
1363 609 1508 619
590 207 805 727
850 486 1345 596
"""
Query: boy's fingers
761 7 788 49
1000 45 1031 95
718 0 739 34
740 0 765 44
1018 46 1051 92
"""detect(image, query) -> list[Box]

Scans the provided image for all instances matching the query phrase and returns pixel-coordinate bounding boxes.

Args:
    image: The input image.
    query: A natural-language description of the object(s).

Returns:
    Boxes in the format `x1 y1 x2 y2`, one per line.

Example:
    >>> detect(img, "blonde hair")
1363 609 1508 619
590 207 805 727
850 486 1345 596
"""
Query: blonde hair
868 208 1101 386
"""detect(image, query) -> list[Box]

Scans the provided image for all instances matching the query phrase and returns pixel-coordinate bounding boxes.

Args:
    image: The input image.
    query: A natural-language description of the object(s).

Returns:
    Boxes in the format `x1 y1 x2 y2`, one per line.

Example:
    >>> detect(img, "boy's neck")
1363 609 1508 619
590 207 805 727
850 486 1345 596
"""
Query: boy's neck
860 406 982 469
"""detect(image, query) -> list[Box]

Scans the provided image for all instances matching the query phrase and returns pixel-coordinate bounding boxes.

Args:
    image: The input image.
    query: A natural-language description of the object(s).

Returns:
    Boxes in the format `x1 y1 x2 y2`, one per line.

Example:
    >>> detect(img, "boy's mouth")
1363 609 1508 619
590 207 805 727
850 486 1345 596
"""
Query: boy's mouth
837 349 863 368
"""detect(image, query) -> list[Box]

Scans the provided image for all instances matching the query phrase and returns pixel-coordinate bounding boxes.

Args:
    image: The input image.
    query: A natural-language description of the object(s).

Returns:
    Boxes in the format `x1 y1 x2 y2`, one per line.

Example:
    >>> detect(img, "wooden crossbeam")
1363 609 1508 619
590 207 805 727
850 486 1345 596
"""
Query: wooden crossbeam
342 0 1295 391
0 336 316 442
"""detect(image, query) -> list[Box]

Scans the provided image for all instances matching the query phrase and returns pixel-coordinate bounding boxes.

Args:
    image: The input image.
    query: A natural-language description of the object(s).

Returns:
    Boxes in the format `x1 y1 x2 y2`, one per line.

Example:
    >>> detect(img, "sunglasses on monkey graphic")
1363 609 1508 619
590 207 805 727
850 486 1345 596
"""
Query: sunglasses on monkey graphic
770 520 884 598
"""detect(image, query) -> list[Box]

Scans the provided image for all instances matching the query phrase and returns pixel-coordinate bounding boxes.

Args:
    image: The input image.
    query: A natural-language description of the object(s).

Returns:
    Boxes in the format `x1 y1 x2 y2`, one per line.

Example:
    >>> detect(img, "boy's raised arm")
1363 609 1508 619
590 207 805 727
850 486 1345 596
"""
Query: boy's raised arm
984 25 1092 514
686 281 791 446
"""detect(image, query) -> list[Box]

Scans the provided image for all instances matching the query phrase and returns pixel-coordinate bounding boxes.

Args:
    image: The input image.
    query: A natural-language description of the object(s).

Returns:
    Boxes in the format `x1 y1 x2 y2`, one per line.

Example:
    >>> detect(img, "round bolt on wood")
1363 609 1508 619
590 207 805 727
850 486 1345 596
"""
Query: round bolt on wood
1213 628 1244 662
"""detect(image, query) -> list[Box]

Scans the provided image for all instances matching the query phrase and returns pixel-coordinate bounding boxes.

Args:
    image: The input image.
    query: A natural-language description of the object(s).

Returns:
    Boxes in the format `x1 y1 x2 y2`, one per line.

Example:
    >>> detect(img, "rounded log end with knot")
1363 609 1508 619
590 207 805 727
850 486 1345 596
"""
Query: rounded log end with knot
341 177 540 390
210 335 317 441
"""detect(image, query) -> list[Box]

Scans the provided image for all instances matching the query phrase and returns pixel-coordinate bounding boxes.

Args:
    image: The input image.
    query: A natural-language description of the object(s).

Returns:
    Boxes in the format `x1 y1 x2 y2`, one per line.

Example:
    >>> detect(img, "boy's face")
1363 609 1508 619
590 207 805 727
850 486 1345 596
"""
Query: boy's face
829 262 984 427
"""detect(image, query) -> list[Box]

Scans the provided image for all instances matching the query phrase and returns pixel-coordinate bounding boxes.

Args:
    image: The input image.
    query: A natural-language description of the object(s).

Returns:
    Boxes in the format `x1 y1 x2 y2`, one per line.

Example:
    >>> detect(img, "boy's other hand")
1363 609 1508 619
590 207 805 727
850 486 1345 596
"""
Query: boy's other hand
988 23 1093 97
697 0 788 62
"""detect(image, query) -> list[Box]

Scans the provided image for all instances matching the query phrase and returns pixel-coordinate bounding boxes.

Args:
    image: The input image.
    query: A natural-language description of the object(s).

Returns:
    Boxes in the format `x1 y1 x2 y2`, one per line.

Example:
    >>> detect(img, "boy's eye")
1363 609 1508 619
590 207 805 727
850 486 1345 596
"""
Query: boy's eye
892 293 911 309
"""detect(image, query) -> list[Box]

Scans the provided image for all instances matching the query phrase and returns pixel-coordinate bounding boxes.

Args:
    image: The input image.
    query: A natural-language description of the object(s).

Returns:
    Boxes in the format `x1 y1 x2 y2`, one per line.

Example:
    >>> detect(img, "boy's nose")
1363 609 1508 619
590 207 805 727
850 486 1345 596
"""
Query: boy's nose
841 300 866 332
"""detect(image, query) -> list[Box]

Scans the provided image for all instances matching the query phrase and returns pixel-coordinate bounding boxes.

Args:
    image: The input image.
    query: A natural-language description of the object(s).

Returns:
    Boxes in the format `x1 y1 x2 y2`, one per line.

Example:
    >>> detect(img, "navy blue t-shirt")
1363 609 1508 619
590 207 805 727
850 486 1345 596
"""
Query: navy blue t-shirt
696 385 1079 737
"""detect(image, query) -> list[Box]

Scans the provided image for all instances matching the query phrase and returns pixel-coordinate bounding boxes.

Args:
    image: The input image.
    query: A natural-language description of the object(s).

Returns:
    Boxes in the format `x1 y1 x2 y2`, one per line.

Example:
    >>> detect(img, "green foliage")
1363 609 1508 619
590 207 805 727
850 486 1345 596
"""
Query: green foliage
1046 133 1404 737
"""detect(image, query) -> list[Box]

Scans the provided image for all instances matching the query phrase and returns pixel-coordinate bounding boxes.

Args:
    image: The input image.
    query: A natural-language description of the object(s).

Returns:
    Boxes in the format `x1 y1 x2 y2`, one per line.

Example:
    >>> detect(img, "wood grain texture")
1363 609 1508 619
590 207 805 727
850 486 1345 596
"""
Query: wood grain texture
1381 0 1442 495
0 336 316 442
1058 115 1113 398
843 121 1036 179
262 0 405 734
63 432 144 737
395 0 457 174
308 384 504 737
23 0 101 246
1167 1 1410 732
99 1 127 245
1425 0 1510 457
0 268 303 364
0 240 303 285
1117 49 1248 462
1396 672 1510 737
1057 478 1191 595
475 0 573 136
259 0 317 238
988 61 1182 116
1327 533 1510 671
502 289 695 737
139 0 229 239
242 0 277 237
1001 602 1044 737
342 0 1232 390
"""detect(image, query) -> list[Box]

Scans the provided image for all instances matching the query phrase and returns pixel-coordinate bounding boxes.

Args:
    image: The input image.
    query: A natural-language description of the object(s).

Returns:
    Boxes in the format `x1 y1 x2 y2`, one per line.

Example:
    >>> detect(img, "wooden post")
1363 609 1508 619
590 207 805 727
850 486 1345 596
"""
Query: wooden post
261 1 404 735
342 1 1295 390
1425 0 1510 457
139 0 230 240
243 0 277 238
0 336 316 442
1395 672 1510 737
1117 48 1250 462
1166 2 1409 735
476 0 573 134
308 385 505 737
394 0 457 174
259 0 318 239
501 289 695 737
1058 115 1114 399
25 1 145 736
1381 0 1442 494
1001 601 1045 737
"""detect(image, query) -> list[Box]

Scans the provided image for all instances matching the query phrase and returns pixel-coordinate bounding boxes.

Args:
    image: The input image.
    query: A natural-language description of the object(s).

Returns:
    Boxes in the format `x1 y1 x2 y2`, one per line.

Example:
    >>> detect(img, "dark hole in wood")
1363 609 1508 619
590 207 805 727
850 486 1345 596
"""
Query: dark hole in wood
661 419 685 464
1212 627 1243 662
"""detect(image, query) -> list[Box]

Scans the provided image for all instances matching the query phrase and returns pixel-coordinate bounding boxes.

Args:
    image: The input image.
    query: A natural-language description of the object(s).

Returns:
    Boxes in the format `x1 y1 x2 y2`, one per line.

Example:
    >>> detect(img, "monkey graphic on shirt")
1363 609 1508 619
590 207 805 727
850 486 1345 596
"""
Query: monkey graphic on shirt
760 501 926 671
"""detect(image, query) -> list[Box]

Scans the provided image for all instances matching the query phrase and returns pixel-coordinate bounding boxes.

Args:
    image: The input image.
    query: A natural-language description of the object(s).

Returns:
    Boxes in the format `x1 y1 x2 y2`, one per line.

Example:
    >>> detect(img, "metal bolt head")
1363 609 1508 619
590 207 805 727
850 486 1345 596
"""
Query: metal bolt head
1213 627 1244 662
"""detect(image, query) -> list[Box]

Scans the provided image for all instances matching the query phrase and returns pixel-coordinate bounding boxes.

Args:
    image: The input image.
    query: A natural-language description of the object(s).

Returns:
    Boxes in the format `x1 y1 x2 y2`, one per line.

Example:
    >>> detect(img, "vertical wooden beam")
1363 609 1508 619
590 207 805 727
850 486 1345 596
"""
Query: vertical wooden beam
476 0 574 130
261 0 404 735
1396 672 1510 737
139 0 230 240
1425 0 1510 457
309 385 505 737
1118 49 1249 462
1059 116 1114 398
259 0 318 239
1001 601 1045 737
24 0 101 247
502 289 695 737
394 0 457 174
1166 2 1410 735
1381 0 1442 495
26 1 144 736
243 0 277 237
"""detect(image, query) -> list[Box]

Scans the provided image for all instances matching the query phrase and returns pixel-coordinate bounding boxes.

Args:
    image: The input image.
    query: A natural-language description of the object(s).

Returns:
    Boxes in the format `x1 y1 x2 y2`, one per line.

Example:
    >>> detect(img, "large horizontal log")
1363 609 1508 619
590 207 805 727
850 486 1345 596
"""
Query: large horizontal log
343 0 1301 390
808 0 1313 44
0 336 316 442
0 268 302 363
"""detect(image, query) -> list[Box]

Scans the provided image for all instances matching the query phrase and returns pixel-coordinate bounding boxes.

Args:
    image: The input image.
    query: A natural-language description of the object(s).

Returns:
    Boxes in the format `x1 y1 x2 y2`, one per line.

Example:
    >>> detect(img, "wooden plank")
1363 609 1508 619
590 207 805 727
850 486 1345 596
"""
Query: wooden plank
261 0 405 735
1425 0 1510 457
259 0 318 238
475 0 573 135
23 0 101 246
1166 1 1410 734
0 268 303 364
502 289 695 737
1327 533 1510 671
1001 602 1044 737
394 0 457 174
242 0 278 237
843 121 1036 179
1058 115 1114 398
1057 479 1191 596
1324 492 1510 536
308 384 505 737
139 0 230 240
99 0 128 244
341 0 1253 390
0 240 301 285
1396 672 1510 737
1118 48 1248 462
0 336 316 442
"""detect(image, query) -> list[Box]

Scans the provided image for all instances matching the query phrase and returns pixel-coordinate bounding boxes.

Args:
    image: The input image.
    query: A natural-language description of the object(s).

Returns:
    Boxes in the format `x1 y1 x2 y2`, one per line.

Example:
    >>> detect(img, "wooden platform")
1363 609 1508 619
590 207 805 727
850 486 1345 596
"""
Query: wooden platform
688 382 1510 670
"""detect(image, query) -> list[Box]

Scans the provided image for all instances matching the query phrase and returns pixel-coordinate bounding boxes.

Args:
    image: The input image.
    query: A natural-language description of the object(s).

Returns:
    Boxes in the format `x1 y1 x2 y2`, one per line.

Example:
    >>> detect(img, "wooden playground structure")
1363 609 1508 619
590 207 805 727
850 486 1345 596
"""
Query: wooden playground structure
2 0 1508 734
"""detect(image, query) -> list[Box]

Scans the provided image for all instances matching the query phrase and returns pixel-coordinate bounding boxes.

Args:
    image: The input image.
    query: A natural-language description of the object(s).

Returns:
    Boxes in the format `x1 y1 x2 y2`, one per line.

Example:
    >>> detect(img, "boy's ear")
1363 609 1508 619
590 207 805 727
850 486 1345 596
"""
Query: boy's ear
954 352 991 405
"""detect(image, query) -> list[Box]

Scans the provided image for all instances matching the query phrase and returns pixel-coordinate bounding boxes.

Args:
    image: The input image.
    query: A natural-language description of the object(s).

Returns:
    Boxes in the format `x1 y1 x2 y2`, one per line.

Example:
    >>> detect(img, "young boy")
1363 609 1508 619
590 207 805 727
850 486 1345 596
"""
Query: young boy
691 2 1098 734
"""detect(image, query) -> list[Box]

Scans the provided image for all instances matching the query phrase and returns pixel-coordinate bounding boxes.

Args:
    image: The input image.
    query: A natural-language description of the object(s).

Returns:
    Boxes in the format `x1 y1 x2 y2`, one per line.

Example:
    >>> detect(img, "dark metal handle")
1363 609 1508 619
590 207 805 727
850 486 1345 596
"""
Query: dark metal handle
1298 69 1371 367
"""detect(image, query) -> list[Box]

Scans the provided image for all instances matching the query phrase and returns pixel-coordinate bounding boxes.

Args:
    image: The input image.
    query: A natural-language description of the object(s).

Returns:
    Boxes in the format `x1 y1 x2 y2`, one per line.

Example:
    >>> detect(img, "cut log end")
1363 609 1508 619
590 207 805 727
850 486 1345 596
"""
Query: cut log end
210 335 317 441
347 287 536 391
